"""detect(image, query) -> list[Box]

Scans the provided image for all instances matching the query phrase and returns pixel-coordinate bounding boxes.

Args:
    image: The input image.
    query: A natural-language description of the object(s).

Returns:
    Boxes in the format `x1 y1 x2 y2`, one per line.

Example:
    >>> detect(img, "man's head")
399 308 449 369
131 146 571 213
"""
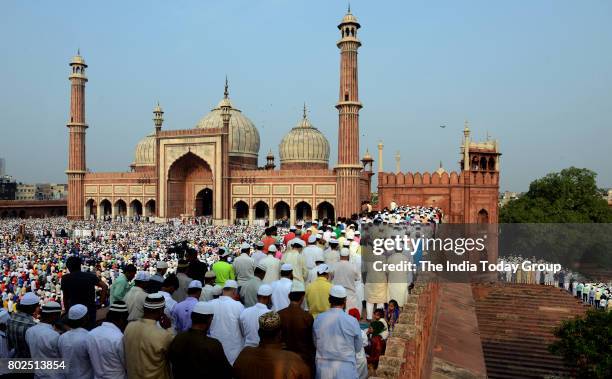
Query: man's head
190 301 214 331
290 239 305 252
185 248 198 262
255 241 265 252
211 285 223 299
40 301 62 324
267 245 278 256
66 256 82 273
124 264 137 281
280 264 293 280
257 284 272 307
316 264 330 280
106 301 129 331
134 271 150 289
239 243 251 256
187 280 202 298
257 311 282 343
329 285 347 309
222 280 238 298
67 304 89 329
161 274 179 294
204 270 216 285
143 293 166 320
329 239 339 250
339 248 350 261
254 264 266 280
18 292 40 315
373 308 385 321
176 259 189 273
218 248 230 261
289 281 306 305
155 261 168 276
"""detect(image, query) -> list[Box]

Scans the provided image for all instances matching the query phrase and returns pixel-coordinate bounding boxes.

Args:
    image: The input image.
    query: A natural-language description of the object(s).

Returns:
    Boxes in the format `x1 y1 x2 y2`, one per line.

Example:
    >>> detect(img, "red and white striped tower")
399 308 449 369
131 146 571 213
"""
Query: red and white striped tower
66 51 88 220
335 7 362 218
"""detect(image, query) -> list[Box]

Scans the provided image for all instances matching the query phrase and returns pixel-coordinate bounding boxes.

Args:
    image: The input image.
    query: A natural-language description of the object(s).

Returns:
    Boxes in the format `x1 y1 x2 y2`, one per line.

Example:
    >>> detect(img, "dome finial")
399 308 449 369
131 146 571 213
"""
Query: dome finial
303 102 307 120
348 2 351 14
224 75 229 99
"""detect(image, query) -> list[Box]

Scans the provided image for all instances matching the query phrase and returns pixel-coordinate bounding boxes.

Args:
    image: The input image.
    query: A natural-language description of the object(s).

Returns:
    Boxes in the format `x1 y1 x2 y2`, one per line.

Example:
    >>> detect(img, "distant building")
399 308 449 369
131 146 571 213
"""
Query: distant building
15 183 36 200
50 184 68 200
36 183 52 200
0 176 16 200
499 191 521 207
0 158 5 177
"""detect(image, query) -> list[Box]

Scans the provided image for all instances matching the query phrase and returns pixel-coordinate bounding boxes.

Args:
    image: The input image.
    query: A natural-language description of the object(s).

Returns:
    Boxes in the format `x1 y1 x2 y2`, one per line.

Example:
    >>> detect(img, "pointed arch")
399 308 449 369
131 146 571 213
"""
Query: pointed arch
274 201 290 222
295 201 312 222
234 200 249 220
254 200 270 220
316 201 335 221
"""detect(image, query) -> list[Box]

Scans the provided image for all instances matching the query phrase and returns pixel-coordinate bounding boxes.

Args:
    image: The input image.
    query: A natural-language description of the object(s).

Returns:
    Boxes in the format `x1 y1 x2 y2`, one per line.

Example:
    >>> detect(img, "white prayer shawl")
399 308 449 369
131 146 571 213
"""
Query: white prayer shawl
209 295 245 365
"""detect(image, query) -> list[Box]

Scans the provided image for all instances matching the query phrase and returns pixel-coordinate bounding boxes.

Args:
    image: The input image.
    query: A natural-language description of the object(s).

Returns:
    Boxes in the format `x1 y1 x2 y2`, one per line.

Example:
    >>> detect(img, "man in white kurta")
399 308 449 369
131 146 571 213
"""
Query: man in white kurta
209 280 245 365
364 254 388 320
233 243 255 287
387 251 411 306
270 264 294 312
302 236 323 272
124 271 150 321
260 245 281 284
332 249 360 311
313 285 362 379
58 305 94 379
87 302 129 379
25 301 63 379
238 284 272 347
282 239 308 283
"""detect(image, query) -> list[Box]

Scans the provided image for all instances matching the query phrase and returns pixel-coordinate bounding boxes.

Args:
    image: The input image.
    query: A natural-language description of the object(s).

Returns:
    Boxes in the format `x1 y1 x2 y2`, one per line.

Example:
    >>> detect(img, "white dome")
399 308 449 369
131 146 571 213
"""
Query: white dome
279 113 330 167
133 133 155 166
195 98 260 160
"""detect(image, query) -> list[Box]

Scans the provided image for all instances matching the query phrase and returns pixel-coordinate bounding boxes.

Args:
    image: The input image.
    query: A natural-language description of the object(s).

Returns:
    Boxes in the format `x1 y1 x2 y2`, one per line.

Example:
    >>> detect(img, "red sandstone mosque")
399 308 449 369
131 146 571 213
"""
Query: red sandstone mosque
65 9 500 224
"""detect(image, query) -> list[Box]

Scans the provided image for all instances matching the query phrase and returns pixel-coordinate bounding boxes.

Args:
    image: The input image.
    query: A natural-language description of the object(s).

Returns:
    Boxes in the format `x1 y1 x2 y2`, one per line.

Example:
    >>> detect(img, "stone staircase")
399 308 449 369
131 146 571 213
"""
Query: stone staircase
472 283 588 379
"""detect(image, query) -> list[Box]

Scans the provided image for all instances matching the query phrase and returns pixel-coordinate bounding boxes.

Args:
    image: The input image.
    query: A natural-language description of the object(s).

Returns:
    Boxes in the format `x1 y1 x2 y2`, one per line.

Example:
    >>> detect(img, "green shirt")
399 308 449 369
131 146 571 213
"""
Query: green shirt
212 261 235 287
110 273 133 304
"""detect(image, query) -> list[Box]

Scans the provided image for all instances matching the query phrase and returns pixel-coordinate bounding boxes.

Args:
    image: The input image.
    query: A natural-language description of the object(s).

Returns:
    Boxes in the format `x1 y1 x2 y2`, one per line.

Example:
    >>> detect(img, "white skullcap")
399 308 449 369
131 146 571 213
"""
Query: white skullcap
212 285 223 296
0 309 9 324
192 301 215 315
281 263 293 271
290 281 306 293
290 238 302 246
224 280 238 289
240 242 251 250
257 284 273 296
289 225 297 231
255 241 265 248
340 248 350 257
342 240 350 247
308 235 317 244
204 271 216 279
68 304 88 320
41 301 62 314
20 292 40 306
256 263 267 272
268 245 278 253
330 285 347 298
188 280 203 289
316 264 330 274
108 302 128 313
135 271 150 282
329 238 338 244
144 292 165 309
156 261 168 269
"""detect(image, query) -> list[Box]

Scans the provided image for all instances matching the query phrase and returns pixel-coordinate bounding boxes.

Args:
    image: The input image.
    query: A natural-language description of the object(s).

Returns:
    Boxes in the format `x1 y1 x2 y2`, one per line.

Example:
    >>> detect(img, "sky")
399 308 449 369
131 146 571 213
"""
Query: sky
1 0 611 192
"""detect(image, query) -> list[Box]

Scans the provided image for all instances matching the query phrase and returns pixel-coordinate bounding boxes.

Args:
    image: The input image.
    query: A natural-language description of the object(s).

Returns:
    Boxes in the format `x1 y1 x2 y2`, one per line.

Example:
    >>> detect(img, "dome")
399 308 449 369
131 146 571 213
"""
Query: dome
435 161 446 176
195 97 260 161
134 133 156 166
279 109 330 169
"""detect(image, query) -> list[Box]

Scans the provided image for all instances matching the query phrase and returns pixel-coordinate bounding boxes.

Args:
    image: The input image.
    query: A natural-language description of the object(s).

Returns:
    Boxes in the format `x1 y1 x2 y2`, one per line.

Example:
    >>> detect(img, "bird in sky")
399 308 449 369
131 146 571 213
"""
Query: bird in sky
439 125 446 129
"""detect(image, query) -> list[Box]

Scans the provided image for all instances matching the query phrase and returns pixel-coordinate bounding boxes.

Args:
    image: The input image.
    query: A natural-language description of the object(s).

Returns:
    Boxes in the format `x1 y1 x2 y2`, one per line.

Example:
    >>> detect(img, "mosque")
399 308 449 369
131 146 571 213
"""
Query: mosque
65 9 500 224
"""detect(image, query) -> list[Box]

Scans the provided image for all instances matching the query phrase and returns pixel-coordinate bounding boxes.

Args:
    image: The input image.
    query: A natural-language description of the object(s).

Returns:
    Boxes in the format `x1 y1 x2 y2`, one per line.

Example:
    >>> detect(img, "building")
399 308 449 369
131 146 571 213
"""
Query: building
0 158 5 177
50 184 68 200
0 176 16 200
499 191 521 207
16 183 36 200
66 9 499 224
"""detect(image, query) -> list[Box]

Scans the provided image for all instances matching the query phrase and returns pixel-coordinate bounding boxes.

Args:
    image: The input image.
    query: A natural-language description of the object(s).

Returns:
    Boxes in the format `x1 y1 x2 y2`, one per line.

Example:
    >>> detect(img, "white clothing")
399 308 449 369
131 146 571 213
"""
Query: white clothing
239 303 270 347
281 250 308 283
313 308 361 379
209 295 245 365
252 250 267 265
260 256 281 284
25 323 61 379
233 253 255 287
302 245 323 270
199 284 215 302
332 260 360 310
124 286 148 321
87 322 126 379
58 327 94 379
270 277 293 312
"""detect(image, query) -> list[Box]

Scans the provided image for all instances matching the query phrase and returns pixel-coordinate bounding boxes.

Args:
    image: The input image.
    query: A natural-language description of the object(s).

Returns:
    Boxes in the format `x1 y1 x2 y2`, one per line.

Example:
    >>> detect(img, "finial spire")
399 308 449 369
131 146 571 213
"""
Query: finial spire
77 48 80 56
303 102 307 119
439 160 443 168
224 76 229 99
348 2 351 14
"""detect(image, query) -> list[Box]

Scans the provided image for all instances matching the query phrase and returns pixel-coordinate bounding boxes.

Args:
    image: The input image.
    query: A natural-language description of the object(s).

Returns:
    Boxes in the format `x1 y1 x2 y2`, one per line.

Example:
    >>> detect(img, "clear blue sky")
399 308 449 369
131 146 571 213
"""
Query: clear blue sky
1 0 611 192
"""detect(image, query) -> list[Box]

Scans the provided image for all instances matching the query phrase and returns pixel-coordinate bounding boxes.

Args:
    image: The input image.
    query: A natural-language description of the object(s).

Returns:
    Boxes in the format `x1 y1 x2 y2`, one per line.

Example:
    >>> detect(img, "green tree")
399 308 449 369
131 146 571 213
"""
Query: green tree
500 167 612 223
549 309 612 378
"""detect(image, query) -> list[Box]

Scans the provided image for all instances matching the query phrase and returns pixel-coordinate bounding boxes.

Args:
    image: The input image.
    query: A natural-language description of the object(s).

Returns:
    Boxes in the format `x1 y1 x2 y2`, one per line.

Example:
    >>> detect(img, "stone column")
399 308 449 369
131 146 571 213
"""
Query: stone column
248 207 255 226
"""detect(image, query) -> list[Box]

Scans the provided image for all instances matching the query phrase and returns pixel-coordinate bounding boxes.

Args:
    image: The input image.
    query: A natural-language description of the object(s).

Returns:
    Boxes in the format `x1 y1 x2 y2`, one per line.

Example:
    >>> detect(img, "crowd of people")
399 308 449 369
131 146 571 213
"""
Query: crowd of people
498 255 611 311
0 208 433 379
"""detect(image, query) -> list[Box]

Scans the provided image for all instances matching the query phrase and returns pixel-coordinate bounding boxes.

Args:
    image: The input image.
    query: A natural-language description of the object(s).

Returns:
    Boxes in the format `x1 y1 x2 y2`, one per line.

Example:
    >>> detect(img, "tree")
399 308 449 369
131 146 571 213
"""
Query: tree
549 309 612 378
500 167 612 223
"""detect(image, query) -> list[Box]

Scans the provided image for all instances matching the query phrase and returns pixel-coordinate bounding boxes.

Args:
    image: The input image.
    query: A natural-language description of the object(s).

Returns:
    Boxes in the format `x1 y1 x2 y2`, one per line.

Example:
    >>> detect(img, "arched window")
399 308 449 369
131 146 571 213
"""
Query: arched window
477 209 489 224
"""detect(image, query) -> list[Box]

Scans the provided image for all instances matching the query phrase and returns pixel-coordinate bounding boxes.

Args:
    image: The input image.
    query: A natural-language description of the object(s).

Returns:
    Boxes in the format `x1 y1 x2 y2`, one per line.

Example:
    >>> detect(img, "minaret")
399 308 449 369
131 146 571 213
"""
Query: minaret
395 151 401 174
66 51 88 220
335 7 363 218
463 120 471 171
219 77 231 222
153 102 164 133
265 149 276 170
377 141 384 173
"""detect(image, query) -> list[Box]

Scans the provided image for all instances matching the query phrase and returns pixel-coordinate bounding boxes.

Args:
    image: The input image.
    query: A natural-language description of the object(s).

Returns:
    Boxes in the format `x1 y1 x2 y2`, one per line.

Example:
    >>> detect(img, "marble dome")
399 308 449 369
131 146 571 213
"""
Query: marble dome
279 109 330 168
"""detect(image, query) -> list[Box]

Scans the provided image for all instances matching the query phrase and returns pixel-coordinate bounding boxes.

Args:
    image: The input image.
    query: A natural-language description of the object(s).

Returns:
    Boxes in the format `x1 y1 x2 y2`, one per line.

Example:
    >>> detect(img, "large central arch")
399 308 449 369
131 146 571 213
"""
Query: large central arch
167 152 213 218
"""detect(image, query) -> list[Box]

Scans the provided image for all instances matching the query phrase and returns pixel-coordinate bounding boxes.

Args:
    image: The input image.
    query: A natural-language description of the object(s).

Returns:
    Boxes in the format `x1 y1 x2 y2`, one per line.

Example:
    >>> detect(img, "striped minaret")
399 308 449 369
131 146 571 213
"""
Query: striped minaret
66 51 88 220
335 7 363 218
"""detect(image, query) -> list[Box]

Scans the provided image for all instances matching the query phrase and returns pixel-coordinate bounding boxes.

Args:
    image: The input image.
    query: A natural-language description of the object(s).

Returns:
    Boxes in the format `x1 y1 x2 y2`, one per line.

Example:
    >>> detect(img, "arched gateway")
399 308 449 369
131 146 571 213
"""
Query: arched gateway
166 152 214 218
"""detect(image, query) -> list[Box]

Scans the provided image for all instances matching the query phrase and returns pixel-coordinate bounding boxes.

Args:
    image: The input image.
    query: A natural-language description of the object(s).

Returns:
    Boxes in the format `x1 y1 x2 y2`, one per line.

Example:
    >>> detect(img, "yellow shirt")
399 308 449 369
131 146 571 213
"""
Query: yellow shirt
306 276 332 318
124 318 174 379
